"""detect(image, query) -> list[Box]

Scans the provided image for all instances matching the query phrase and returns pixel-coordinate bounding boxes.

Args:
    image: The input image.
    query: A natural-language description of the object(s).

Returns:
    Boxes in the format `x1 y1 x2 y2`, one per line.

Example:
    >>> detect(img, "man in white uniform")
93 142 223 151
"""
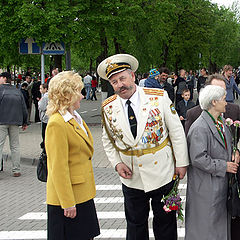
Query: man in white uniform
98 54 189 240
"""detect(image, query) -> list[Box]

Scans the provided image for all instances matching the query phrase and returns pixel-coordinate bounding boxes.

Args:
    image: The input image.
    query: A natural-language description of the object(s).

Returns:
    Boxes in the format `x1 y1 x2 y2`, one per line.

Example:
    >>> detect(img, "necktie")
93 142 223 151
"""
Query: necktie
126 99 137 138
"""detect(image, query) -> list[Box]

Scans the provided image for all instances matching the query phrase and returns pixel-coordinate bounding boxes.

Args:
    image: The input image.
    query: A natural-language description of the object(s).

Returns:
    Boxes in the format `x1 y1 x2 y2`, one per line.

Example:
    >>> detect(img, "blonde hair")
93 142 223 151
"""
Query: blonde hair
46 71 83 116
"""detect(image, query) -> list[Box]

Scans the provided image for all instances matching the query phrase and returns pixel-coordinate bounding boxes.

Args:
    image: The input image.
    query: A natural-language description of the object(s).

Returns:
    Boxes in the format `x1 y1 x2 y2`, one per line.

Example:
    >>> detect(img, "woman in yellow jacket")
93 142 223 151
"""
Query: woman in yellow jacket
45 71 100 240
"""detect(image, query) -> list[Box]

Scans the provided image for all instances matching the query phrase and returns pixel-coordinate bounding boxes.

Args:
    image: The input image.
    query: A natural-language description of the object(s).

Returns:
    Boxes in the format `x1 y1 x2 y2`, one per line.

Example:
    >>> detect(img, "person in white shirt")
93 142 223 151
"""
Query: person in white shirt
98 54 189 240
83 73 92 100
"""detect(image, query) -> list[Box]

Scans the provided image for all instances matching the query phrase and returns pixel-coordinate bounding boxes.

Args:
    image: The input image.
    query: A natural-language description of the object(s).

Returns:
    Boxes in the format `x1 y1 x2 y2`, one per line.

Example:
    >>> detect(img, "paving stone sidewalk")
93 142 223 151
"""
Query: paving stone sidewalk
2 123 111 169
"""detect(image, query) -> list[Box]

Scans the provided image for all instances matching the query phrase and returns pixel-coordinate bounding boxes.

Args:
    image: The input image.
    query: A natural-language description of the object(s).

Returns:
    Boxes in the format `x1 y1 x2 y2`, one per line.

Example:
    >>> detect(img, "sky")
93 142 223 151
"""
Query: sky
211 0 237 8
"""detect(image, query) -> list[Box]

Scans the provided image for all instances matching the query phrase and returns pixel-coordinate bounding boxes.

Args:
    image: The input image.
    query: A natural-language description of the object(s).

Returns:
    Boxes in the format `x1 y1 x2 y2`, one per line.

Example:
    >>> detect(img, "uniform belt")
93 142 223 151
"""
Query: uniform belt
120 137 170 157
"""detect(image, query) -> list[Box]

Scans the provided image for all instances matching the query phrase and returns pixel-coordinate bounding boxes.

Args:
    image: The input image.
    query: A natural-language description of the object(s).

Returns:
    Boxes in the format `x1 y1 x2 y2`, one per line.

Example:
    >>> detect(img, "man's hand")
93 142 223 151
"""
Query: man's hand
22 125 28 131
175 166 187 179
64 206 76 218
179 116 184 121
115 163 132 179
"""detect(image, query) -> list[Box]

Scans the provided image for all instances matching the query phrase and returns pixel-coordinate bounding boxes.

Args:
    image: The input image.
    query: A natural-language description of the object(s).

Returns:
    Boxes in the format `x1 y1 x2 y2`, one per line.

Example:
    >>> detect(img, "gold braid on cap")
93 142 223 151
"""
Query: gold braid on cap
106 62 131 78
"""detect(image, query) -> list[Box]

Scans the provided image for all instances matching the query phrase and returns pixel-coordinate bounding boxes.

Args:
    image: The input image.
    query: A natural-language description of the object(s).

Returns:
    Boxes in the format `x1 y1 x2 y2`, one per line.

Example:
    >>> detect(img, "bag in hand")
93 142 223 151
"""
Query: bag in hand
227 170 240 217
37 152 47 182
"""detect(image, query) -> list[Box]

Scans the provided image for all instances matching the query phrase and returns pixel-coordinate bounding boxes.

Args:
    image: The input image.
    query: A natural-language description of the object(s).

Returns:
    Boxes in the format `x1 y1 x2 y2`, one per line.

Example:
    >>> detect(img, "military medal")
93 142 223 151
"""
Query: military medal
150 97 155 106
170 104 176 114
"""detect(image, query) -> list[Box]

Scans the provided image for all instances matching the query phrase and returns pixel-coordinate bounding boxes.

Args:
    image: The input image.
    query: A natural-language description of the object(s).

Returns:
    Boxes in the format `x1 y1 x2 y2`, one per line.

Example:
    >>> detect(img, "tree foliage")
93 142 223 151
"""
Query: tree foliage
0 0 239 74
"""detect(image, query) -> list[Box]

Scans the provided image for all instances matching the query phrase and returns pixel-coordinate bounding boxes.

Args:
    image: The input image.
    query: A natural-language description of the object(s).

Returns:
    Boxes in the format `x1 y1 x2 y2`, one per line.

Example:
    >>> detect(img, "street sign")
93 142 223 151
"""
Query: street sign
19 38 41 54
42 42 65 55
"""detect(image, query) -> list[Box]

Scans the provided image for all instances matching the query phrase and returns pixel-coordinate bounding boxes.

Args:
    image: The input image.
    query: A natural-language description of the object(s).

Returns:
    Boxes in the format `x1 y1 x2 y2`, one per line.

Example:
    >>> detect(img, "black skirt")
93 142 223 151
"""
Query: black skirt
47 199 100 240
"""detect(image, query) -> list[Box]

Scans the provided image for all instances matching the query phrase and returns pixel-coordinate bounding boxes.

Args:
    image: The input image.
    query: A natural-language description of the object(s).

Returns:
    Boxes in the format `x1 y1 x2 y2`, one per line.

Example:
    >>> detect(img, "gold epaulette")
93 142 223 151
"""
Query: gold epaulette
143 88 164 96
102 94 117 107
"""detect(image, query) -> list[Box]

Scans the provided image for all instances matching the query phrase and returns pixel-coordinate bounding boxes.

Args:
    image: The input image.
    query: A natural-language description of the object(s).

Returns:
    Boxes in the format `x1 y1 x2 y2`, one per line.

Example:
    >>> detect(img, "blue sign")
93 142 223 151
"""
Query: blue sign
42 42 65 55
19 38 41 54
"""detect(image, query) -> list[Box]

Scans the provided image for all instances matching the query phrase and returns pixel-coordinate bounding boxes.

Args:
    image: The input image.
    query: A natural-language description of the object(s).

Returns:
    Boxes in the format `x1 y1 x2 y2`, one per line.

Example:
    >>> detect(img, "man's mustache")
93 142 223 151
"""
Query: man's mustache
115 86 130 94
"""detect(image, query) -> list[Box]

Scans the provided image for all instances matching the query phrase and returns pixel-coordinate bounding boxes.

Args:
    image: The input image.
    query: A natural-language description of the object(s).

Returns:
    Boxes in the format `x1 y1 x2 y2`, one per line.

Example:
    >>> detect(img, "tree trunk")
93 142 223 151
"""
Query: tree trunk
113 37 125 54
209 59 217 74
96 28 109 94
162 44 169 67
90 58 93 74
65 45 71 71
54 55 62 72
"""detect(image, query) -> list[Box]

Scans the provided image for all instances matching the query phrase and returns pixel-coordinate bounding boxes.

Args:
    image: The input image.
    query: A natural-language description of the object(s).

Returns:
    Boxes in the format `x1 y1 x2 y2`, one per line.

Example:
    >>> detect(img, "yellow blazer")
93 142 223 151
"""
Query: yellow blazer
45 112 96 209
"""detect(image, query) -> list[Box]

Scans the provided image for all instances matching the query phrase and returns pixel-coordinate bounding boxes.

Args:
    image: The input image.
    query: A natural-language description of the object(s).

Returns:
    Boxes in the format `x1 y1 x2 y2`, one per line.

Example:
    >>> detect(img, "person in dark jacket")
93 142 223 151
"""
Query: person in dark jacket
186 70 195 100
172 69 187 105
158 67 175 103
31 76 41 122
0 72 28 177
197 68 208 93
176 89 195 128
20 82 30 109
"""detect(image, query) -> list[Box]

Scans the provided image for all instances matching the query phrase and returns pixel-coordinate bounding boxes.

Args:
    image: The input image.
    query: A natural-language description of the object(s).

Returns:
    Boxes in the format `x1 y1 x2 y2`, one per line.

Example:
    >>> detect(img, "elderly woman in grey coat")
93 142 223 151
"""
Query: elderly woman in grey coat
185 85 239 240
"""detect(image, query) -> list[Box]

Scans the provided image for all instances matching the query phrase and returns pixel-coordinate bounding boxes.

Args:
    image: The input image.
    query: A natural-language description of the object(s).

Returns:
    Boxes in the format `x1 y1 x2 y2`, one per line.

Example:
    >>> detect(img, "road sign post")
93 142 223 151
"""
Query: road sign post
41 54 45 84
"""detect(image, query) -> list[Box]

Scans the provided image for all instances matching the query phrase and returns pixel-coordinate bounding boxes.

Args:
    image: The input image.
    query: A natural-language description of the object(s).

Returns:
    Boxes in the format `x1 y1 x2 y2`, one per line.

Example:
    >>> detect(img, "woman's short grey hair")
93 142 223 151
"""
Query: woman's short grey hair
199 85 226 110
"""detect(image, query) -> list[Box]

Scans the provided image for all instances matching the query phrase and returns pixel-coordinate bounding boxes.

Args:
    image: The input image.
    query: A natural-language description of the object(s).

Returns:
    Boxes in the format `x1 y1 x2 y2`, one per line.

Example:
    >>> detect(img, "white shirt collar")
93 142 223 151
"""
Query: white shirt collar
60 110 82 124
120 86 139 107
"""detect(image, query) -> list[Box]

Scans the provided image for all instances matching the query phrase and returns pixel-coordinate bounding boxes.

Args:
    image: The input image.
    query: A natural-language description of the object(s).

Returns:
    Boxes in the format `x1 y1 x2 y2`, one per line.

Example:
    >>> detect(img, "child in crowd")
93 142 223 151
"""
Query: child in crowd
38 83 49 153
176 88 195 128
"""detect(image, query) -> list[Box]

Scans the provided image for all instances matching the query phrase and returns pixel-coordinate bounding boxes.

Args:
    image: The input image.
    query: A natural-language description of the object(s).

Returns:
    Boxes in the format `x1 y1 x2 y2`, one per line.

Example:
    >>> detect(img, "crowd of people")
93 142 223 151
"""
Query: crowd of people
1 54 240 240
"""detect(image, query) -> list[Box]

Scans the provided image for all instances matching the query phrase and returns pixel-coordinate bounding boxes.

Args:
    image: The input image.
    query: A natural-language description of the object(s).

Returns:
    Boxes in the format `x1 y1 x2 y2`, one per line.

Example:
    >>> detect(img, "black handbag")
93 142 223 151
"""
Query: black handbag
227 169 240 217
37 152 47 182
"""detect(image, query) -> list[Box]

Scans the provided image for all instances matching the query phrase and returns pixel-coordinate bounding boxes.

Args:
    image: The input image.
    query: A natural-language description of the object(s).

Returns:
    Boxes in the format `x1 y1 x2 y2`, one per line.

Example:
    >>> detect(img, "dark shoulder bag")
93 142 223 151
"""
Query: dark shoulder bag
37 152 47 182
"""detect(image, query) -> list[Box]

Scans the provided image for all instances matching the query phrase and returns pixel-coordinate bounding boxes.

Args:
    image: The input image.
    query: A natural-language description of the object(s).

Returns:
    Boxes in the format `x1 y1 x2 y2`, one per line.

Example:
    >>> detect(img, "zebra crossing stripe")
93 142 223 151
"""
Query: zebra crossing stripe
0 228 185 239
95 196 185 203
96 184 187 190
42 196 186 205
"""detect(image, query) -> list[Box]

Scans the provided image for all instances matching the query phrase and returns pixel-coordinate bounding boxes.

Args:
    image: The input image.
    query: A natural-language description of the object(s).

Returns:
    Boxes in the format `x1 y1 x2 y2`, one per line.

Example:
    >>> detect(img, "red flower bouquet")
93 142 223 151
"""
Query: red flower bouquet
161 175 184 221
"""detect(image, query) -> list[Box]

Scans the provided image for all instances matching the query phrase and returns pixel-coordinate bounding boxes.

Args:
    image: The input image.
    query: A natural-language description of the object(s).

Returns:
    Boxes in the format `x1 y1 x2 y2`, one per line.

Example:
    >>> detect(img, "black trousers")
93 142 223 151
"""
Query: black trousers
122 181 177 240
90 87 97 100
34 101 40 122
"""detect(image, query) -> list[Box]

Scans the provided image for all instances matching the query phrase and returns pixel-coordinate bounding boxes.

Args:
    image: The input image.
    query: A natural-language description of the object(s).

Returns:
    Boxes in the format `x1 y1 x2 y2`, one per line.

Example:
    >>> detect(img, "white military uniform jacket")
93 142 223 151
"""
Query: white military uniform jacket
102 86 189 192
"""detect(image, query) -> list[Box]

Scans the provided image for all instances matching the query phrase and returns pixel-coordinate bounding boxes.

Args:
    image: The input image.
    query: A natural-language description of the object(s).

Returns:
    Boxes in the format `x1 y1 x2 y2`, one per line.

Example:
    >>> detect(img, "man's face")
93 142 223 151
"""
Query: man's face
225 69 233 79
200 69 206 76
109 70 136 99
26 76 31 83
211 79 226 90
159 72 168 83
180 70 186 77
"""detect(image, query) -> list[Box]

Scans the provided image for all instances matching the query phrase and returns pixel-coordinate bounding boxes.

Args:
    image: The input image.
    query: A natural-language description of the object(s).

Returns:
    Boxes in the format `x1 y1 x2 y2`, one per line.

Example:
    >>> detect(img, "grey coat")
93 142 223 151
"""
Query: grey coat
185 111 232 240
38 92 49 123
